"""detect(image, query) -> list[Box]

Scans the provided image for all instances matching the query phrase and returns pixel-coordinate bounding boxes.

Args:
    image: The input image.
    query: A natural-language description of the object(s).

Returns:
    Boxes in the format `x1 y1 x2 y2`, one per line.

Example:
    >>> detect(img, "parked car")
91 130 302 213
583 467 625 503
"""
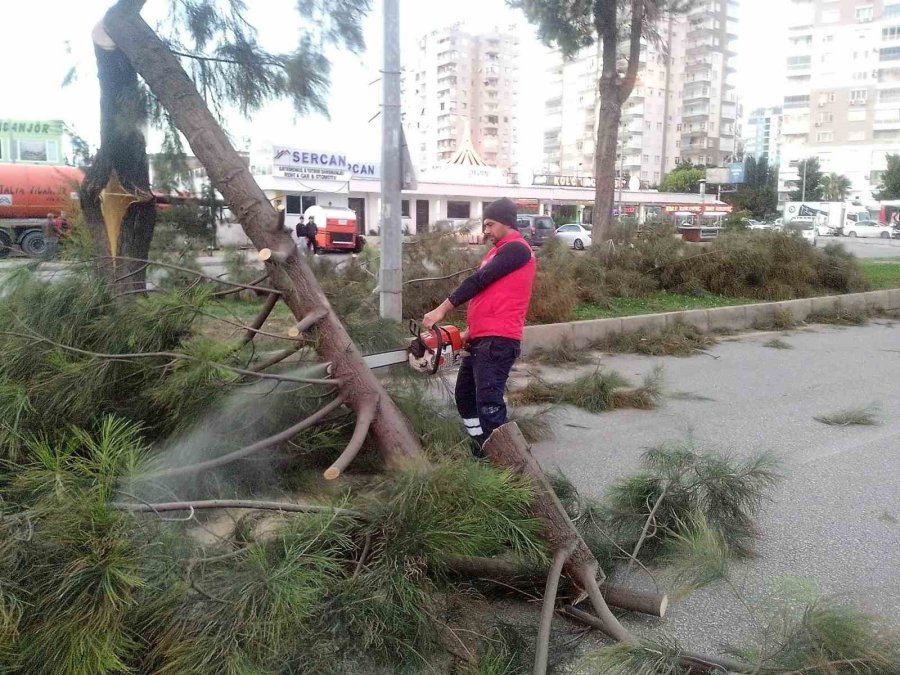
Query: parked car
816 223 837 237
514 214 556 246
742 218 766 229
842 220 894 239
554 223 593 250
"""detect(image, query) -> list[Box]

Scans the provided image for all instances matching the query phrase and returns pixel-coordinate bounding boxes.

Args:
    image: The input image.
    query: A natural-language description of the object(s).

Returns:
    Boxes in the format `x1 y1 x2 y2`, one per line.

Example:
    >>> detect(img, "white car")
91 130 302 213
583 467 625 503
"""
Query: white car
554 223 592 249
798 225 817 246
816 224 836 236
843 220 894 239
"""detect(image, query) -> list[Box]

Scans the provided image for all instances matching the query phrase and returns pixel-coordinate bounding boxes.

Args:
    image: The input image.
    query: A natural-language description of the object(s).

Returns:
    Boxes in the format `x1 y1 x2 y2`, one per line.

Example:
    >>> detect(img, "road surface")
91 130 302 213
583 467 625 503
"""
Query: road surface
521 321 900 654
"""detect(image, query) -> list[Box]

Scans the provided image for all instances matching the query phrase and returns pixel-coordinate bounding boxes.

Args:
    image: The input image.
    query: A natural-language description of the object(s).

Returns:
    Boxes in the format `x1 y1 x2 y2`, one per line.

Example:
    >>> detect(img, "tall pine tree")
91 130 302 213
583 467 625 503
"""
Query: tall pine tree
82 0 369 288
511 0 694 242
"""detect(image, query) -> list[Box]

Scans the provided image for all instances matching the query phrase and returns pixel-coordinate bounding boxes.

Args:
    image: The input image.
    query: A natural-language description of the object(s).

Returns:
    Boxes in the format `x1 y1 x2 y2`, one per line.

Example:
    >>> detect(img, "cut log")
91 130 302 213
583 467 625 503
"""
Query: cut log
443 555 668 618
483 422 635 642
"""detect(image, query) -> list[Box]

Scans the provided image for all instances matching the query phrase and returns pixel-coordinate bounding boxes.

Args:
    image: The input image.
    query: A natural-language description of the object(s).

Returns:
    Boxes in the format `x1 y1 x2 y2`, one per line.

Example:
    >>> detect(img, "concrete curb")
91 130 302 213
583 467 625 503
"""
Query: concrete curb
521 290 900 357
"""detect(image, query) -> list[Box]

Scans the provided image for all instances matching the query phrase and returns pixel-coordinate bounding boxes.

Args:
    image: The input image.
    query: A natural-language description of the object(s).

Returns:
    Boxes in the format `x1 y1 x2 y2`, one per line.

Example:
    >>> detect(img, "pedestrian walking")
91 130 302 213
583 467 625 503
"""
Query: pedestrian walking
306 216 318 253
295 215 306 244
423 197 536 453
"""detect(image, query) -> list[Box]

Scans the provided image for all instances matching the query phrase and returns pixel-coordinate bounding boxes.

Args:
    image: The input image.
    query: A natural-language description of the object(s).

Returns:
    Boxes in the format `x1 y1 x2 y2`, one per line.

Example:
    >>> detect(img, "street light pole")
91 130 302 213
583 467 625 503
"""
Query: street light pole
379 0 403 320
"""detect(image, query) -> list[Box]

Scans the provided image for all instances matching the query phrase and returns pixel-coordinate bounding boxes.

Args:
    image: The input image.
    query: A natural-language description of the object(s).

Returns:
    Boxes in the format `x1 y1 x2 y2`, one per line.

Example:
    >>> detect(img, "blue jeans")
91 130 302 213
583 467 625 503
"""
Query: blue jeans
455 336 521 450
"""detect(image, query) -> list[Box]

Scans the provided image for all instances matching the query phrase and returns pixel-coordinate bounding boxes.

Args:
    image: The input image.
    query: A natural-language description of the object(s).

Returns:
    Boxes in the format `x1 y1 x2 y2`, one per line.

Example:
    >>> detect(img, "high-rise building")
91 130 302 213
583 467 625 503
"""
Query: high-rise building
403 24 519 172
779 0 900 202
542 1 739 188
743 106 783 166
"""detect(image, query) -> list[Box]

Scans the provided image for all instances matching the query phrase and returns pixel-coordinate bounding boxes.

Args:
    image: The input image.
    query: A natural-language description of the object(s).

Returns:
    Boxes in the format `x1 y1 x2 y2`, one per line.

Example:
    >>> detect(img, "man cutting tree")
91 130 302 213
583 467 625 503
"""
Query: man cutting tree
424 197 537 452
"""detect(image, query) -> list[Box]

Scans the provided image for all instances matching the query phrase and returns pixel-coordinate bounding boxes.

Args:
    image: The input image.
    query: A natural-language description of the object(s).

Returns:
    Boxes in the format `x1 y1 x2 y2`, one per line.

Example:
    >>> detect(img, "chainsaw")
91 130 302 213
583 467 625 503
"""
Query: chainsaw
361 321 465 374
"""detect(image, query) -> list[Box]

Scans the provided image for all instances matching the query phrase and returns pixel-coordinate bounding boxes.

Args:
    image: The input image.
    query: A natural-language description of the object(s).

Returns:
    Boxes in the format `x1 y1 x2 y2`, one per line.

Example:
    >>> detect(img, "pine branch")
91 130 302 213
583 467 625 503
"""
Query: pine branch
239 291 280 346
324 396 377 480
144 394 347 479
99 255 281 294
534 542 575 675
111 498 362 518
0 328 339 387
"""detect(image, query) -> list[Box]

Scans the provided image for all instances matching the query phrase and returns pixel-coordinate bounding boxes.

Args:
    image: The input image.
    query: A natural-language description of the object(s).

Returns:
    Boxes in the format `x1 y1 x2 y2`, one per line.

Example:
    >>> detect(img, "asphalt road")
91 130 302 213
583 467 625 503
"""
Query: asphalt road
819 234 900 258
519 322 900 655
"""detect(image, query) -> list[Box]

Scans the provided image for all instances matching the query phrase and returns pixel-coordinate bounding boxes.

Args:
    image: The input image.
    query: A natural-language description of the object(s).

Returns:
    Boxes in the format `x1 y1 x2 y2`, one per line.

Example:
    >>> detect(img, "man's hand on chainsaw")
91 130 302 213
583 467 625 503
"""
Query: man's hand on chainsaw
423 299 454 329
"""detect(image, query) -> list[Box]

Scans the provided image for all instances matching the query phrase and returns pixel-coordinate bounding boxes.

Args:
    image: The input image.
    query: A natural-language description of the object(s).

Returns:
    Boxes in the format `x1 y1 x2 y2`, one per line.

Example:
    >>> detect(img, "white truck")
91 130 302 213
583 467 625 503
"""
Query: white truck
781 202 871 236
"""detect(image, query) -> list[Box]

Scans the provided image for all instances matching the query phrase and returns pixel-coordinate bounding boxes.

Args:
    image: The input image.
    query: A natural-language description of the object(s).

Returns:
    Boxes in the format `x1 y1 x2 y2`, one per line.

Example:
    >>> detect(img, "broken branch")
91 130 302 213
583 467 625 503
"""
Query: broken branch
288 307 328 337
239 291 280 346
324 397 378 480
534 542 575 675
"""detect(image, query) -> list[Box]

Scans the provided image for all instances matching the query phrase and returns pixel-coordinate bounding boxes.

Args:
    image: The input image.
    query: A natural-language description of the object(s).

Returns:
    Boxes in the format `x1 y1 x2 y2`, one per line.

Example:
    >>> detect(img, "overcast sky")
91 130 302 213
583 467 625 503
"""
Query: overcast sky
2 0 784 174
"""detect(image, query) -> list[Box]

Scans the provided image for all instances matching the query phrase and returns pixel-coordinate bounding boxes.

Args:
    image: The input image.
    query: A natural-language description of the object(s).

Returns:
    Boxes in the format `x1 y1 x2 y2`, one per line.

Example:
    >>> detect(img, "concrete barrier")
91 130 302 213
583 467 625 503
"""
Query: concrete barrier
520 289 900 357
571 318 623 349
665 309 709 332
707 305 749 332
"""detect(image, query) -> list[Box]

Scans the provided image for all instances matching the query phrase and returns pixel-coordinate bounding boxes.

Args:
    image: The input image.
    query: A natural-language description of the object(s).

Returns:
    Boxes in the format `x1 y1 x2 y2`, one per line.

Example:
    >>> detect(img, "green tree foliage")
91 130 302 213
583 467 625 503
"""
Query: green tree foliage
724 156 778 218
821 172 852 201
789 156 825 202
875 153 900 200
659 162 704 193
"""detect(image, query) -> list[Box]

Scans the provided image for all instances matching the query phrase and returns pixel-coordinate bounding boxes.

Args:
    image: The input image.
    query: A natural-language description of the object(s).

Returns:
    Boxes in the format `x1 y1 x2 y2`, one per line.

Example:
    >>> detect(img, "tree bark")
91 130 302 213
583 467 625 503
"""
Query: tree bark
80 39 155 289
592 89 621 244
101 4 425 469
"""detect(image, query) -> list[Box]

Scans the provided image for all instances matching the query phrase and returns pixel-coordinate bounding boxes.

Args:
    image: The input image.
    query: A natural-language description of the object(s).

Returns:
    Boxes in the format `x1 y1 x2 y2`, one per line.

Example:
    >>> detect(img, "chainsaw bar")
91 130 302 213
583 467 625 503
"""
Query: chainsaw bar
361 349 410 370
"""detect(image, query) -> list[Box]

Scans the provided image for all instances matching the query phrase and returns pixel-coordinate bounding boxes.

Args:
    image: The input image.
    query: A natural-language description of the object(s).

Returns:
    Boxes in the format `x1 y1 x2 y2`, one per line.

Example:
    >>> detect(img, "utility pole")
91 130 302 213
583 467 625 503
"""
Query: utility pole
617 118 626 219
801 160 808 203
379 0 402 320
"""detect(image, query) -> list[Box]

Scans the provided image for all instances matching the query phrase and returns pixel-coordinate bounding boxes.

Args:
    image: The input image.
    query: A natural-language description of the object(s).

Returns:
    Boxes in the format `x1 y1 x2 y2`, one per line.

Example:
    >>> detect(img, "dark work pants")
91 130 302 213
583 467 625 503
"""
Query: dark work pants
455 336 521 451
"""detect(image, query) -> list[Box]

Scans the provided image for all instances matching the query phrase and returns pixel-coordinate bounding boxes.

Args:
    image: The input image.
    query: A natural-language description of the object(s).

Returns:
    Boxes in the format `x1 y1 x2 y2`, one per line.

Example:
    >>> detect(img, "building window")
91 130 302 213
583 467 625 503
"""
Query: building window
889 4 900 18
816 132 834 142
14 140 58 163
850 89 868 104
881 46 900 61
848 109 867 122
884 26 900 40
784 95 810 108
848 131 866 141
856 5 873 22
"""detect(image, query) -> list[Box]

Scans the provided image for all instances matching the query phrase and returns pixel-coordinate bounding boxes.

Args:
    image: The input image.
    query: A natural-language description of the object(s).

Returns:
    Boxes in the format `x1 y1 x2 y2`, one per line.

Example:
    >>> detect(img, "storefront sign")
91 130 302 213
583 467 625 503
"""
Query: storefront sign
664 204 732 214
612 206 637 216
532 174 596 189
0 120 64 137
272 147 379 181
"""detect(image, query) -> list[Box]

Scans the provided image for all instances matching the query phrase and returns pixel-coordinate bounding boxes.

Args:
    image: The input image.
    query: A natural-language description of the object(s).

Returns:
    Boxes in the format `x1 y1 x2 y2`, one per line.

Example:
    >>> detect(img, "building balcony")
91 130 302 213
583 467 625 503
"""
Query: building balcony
683 93 712 105
683 108 711 120
686 58 713 72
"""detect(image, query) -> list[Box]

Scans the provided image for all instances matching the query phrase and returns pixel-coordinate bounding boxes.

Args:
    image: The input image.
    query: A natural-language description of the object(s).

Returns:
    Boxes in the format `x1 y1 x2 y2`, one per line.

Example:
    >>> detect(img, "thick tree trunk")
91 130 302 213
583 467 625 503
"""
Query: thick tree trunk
80 42 155 289
592 84 621 245
101 4 425 468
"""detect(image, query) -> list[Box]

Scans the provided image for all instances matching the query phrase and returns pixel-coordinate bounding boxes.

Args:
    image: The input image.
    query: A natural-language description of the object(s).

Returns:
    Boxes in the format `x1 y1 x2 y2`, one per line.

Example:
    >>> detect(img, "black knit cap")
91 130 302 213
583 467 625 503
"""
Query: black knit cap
482 197 517 228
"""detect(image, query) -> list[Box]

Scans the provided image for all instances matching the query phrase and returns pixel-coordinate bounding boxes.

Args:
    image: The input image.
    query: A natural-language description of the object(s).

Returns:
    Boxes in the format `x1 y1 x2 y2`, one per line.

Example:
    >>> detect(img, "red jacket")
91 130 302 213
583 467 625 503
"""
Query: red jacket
467 231 536 340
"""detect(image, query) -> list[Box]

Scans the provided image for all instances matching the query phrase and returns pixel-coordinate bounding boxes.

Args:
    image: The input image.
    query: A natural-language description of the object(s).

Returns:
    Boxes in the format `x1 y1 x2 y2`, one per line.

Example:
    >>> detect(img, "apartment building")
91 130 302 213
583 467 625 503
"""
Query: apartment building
403 24 518 172
543 0 739 188
742 107 783 166
779 0 900 202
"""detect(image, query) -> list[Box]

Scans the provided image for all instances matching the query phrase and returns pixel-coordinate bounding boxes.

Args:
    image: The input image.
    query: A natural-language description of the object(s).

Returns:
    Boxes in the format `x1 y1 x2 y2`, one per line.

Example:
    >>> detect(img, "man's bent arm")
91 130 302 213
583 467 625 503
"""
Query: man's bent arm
447 241 532 307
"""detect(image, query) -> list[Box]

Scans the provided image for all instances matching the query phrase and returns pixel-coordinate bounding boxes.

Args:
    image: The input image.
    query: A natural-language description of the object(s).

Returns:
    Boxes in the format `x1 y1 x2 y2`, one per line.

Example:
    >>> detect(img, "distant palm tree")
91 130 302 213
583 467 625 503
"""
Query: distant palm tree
821 173 852 201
